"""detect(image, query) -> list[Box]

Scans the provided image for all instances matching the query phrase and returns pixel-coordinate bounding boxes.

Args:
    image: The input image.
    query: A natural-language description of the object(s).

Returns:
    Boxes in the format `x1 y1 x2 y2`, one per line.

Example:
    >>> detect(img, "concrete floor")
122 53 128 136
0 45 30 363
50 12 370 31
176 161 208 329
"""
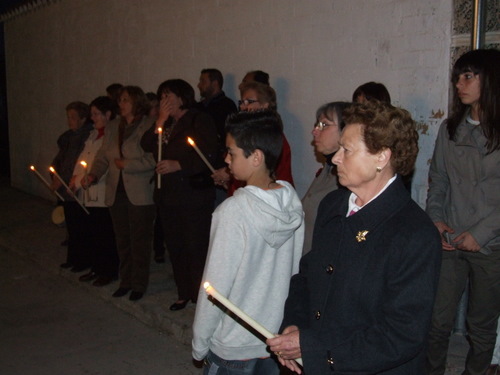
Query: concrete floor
0 177 470 374
0 247 200 375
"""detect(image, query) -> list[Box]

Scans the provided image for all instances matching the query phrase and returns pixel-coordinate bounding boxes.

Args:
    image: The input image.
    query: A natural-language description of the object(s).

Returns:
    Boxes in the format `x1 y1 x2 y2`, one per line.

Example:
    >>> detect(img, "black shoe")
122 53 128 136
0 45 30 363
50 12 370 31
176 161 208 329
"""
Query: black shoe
60 262 73 269
154 254 165 263
169 300 189 311
79 272 98 282
92 276 115 287
112 287 131 297
129 291 144 301
70 265 89 273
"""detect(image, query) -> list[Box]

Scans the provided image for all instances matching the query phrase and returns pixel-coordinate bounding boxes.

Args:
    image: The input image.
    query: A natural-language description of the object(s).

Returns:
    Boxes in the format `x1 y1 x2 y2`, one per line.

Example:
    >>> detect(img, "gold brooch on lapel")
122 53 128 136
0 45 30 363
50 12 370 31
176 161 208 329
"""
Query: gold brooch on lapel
356 230 369 242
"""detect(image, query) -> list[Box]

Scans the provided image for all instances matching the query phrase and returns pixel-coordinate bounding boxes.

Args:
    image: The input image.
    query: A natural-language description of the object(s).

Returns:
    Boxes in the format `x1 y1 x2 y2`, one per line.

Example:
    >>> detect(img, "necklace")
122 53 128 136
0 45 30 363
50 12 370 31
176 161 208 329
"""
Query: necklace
161 120 176 146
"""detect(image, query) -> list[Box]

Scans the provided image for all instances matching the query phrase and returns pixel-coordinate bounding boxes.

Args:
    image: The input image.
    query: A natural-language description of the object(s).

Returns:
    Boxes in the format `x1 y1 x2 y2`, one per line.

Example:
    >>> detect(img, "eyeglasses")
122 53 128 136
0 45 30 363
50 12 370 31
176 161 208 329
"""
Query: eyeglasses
314 120 338 131
238 99 259 106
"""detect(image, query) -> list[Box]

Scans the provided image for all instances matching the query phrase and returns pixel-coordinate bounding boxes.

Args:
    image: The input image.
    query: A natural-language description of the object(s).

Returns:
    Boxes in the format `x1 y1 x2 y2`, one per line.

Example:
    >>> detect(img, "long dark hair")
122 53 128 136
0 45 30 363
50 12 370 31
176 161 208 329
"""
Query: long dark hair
448 49 500 153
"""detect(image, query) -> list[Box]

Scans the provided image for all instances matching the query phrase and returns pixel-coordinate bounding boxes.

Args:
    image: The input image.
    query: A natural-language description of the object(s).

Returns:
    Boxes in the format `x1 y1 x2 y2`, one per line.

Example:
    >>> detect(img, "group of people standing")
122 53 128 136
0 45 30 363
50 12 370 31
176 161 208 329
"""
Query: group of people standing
47 48 499 375
50 69 293 308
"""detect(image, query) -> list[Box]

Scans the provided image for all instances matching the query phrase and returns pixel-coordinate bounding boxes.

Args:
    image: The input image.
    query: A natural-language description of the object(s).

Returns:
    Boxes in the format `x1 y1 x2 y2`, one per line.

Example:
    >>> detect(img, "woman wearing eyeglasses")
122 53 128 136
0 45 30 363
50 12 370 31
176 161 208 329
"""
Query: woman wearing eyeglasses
301 102 351 255
212 81 294 195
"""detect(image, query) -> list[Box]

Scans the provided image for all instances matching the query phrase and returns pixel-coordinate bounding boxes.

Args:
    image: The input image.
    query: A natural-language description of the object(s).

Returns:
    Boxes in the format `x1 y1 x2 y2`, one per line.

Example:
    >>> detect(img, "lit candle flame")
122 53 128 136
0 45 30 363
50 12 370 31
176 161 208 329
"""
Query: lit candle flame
187 137 216 173
80 161 87 168
49 166 55 173
30 165 65 201
202 280 304 366
158 127 163 133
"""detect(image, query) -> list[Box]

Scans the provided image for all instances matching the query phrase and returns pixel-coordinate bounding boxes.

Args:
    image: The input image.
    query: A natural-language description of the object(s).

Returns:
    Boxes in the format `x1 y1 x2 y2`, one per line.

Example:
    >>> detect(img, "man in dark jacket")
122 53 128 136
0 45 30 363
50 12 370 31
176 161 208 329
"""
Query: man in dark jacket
196 68 237 166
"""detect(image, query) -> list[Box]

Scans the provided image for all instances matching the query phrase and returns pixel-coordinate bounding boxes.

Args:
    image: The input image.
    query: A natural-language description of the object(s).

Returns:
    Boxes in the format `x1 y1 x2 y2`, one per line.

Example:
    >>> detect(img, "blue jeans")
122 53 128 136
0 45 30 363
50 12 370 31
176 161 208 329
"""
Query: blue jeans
203 350 279 375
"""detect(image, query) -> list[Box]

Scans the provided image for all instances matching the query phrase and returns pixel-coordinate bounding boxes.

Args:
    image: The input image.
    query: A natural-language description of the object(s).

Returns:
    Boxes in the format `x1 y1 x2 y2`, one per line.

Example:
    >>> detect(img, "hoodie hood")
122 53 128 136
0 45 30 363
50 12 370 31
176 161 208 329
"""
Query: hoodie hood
232 180 303 249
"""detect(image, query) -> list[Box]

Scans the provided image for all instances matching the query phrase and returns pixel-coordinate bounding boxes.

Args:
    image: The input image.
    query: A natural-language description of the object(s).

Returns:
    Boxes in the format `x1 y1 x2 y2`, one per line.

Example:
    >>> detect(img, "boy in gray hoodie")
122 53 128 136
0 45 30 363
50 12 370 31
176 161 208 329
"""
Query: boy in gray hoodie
192 110 304 374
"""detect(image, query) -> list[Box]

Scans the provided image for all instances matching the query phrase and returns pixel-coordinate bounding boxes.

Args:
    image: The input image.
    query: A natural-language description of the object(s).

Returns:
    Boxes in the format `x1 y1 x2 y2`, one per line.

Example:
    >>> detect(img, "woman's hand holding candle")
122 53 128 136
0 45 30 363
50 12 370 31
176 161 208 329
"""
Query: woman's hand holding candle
187 137 216 173
30 165 65 201
156 160 181 175
203 282 303 367
267 326 303 373
157 127 163 188
81 174 96 190
50 166 89 215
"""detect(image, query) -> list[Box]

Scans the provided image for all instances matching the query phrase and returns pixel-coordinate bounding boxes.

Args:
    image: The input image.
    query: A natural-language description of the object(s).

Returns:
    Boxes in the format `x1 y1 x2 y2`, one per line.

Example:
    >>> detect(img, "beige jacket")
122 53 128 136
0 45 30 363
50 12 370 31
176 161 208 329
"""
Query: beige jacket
90 116 156 206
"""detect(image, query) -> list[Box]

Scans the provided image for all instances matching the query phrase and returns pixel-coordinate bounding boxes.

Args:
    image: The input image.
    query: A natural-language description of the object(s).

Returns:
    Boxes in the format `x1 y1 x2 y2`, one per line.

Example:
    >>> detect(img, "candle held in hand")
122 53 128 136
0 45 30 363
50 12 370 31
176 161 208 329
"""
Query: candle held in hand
187 137 216 173
80 161 89 202
49 166 90 215
30 165 65 201
203 282 303 366
157 127 162 189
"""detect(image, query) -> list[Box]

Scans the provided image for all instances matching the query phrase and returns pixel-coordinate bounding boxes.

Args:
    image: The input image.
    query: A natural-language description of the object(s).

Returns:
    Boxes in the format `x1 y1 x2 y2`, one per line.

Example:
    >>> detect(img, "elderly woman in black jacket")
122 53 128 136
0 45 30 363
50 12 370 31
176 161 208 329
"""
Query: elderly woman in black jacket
268 101 442 375
52 101 93 272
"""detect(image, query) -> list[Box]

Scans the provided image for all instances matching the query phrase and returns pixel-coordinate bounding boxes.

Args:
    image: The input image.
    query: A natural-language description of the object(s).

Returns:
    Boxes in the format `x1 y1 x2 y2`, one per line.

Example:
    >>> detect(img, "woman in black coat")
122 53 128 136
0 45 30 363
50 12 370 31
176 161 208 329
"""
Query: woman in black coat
268 101 442 374
141 79 219 311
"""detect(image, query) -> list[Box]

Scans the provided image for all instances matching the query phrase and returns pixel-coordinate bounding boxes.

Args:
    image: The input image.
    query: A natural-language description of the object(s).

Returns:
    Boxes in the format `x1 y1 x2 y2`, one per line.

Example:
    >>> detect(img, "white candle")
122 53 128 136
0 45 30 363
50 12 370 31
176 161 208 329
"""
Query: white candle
187 137 216 173
49 166 90 215
30 165 65 201
80 161 89 203
157 127 162 189
203 282 303 366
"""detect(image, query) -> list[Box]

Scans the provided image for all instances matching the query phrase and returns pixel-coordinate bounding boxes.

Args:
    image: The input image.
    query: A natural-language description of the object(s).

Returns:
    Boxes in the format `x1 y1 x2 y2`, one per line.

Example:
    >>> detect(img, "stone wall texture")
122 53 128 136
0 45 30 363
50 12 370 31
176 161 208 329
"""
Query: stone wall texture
4 0 461 207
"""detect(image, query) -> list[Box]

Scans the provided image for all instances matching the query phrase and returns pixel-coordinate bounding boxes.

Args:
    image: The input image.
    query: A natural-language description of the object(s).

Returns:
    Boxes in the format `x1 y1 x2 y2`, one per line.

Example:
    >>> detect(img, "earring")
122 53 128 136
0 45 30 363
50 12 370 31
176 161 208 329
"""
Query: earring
376 167 382 173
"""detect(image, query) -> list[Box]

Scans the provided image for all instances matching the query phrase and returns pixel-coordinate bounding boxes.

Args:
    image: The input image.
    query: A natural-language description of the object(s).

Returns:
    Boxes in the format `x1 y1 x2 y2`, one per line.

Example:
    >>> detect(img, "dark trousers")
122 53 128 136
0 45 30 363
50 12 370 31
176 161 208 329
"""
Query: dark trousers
153 207 166 258
160 203 212 302
109 192 155 293
87 207 119 278
63 201 91 268
426 250 500 375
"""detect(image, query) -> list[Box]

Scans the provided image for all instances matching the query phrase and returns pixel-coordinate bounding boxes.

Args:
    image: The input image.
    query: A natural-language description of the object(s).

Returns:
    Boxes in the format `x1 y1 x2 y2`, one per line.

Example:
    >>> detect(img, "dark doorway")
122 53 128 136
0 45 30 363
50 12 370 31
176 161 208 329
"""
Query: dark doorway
0 0 31 178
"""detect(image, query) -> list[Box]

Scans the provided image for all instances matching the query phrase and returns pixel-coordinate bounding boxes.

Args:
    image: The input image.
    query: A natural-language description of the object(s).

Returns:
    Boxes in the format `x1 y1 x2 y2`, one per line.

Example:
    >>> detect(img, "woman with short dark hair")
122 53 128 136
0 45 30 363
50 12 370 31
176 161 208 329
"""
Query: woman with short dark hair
71 96 119 287
141 79 219 311
352 81 391 104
